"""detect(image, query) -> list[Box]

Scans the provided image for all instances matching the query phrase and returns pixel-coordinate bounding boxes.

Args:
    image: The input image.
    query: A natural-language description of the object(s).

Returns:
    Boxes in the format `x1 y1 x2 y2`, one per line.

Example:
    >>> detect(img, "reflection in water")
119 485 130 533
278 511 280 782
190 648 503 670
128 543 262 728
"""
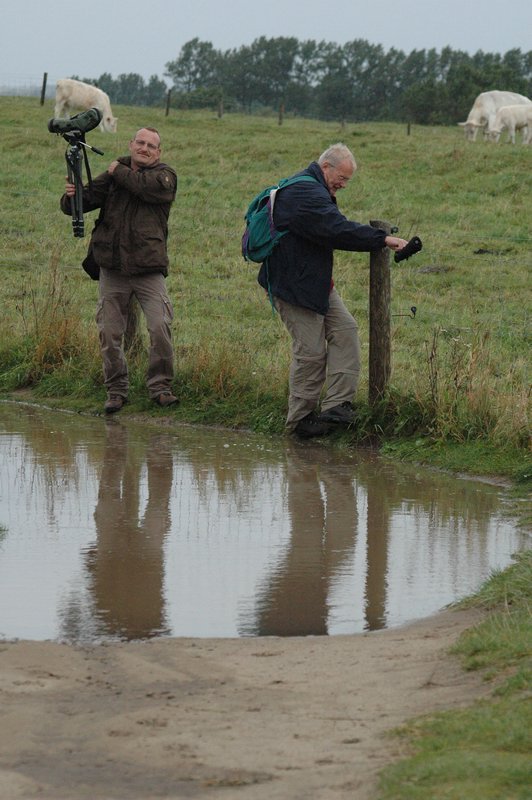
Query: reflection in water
365 471 388 631
252 443 360 636
0 402 528 642
86 422 172 639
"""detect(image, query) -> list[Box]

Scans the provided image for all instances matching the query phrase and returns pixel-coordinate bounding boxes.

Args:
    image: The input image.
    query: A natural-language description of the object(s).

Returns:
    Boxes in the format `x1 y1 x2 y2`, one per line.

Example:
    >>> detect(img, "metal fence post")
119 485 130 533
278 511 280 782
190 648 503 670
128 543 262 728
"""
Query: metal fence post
368 219 392 404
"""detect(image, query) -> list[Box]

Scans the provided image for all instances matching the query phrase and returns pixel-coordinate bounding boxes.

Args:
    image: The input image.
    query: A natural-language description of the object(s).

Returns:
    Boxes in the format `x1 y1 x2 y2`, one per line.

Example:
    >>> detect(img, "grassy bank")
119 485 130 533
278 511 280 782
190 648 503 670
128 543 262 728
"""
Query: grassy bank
377 550 531 800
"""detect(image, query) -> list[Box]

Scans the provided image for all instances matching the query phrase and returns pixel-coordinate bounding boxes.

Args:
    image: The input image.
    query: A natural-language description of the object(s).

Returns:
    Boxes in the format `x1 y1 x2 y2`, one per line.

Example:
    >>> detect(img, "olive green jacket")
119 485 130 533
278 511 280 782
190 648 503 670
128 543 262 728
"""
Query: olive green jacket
61 157 177 275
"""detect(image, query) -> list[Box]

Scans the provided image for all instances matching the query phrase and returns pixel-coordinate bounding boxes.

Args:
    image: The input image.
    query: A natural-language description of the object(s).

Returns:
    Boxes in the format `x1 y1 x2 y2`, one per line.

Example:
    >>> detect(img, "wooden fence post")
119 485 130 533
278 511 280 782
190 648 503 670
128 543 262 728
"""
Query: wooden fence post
40 73 48 106
165 89 172 117
368 219 392 404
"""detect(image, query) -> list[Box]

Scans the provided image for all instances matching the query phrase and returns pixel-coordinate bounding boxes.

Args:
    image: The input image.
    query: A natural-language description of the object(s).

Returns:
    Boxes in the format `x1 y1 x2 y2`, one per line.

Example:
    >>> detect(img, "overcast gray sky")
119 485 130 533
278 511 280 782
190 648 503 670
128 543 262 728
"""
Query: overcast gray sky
2 0 531 84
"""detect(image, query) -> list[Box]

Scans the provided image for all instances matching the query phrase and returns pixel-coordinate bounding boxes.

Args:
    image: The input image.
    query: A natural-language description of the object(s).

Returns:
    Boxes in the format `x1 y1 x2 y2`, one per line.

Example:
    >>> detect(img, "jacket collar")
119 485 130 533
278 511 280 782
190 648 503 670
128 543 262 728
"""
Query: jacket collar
306 161 327 187
306 160 336 203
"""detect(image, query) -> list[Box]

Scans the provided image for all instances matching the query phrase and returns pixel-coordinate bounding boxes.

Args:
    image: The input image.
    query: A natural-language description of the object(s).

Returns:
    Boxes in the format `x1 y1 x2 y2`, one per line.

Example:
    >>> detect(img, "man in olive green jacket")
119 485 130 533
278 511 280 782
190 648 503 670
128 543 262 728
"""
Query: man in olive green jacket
61 127 178 413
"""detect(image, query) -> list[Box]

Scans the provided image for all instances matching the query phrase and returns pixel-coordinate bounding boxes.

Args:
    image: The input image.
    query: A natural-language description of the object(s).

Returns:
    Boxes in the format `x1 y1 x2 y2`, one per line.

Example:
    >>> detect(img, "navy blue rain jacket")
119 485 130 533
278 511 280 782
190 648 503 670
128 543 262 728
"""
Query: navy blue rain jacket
257 161 387 315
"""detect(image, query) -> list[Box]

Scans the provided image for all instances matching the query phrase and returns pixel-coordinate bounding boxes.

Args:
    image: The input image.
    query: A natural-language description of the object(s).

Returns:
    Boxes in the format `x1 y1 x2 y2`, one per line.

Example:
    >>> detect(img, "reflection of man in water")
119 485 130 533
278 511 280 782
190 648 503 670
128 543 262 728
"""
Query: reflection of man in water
86 421 173 639
254 442 360 636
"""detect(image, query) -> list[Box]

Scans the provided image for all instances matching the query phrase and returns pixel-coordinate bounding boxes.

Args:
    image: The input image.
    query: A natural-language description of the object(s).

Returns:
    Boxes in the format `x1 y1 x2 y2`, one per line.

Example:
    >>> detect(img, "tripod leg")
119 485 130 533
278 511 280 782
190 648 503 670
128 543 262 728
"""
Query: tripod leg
66 145 85 237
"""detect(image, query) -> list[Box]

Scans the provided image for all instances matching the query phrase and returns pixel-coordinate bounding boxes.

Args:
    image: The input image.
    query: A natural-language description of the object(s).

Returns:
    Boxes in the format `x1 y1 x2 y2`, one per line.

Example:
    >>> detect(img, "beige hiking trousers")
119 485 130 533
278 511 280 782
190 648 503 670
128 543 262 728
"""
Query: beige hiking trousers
274 289 361 431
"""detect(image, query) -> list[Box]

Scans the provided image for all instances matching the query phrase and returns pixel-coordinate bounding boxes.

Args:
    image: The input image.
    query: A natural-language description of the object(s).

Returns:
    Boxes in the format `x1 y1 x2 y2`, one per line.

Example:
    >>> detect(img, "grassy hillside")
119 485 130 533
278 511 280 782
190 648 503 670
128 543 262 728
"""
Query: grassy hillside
0 97 530 470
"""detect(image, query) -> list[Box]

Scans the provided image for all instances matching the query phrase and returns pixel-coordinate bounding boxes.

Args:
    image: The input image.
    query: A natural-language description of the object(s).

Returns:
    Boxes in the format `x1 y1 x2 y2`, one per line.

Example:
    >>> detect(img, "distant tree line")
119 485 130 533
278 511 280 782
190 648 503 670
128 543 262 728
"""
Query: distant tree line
70 72 168 108
77 37 532 124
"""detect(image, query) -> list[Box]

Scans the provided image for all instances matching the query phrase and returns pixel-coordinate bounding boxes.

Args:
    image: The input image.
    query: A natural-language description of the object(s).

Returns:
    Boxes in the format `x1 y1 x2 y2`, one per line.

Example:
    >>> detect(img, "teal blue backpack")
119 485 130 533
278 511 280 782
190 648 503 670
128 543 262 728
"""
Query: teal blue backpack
241 175 318 263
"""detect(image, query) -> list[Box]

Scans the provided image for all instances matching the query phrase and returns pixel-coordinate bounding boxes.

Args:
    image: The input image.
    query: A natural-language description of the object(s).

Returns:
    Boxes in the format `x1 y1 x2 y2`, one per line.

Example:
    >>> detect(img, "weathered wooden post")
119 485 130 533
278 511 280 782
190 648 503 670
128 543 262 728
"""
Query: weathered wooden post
40 73 48 106
368 219 392 404
278 102 285 126
165 89 172 117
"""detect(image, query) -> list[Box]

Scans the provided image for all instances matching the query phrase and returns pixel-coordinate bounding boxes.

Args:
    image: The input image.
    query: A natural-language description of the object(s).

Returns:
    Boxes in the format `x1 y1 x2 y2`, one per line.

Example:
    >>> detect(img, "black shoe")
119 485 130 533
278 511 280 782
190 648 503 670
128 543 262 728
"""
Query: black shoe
319 401 356 424
293 412 331 438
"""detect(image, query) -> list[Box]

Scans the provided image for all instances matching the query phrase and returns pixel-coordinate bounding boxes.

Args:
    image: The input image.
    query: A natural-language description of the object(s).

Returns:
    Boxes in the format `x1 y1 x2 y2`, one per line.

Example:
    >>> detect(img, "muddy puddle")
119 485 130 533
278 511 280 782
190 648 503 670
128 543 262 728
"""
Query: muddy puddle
0 402 528 642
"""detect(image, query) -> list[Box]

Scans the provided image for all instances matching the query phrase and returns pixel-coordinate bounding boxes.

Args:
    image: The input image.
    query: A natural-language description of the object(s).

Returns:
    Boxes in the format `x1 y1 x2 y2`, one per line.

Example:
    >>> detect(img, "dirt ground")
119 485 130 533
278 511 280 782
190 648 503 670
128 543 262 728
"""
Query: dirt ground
0 607 491 800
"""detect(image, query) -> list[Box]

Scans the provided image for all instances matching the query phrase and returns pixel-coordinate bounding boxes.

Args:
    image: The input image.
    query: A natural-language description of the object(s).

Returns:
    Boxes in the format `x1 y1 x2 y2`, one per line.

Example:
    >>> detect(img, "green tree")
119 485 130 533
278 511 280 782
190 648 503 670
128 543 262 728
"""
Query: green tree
91 73 114 95
314 43 354 121
145 75 168 107
247 36 299 109
165 38 221 92
112 73 146 105
287 39 332 115
220 44 257 111
445 52 485 121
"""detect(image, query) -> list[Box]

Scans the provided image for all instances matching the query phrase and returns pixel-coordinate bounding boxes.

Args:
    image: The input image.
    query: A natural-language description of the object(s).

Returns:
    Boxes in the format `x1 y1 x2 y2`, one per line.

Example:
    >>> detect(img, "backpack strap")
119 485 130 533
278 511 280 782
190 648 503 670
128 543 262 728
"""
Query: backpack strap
265 175 319 314
278 175 320 188
270 174 318 219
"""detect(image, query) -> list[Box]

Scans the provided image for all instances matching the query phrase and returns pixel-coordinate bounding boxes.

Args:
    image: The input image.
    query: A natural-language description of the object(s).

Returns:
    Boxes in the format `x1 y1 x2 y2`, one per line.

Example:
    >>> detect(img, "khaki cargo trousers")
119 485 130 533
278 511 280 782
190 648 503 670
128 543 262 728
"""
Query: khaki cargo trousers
96 268 175 400
274 288 361 431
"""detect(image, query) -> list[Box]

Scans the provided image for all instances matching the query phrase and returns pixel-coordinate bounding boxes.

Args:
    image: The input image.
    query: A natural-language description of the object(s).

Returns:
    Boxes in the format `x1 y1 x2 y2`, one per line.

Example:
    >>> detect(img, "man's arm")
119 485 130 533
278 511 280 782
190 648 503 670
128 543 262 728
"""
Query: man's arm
280 186 407 252
108 163 177 204
60 171 112 215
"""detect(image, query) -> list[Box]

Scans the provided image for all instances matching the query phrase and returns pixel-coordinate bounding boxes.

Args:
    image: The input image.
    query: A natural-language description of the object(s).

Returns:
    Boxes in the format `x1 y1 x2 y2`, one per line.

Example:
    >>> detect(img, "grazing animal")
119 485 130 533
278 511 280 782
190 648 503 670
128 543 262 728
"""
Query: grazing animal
458 90 531 141
54 78 118 133
488 104 532 144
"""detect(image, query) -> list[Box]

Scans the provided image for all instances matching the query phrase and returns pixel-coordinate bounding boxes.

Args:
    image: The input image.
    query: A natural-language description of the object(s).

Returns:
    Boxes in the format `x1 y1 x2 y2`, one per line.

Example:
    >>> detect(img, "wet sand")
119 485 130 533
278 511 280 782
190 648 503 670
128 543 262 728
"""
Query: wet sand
0 606 490 800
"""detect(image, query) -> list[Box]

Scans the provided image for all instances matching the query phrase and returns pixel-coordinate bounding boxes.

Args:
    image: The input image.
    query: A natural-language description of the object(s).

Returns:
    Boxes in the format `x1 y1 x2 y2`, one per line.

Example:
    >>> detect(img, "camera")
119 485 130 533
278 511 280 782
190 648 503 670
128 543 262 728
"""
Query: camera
48 107 102 136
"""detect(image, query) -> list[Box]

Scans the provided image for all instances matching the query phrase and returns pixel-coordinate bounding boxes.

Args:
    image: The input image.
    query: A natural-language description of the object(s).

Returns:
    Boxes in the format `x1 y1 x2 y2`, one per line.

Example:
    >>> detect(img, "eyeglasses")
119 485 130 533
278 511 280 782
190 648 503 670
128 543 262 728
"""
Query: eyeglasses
332 167 352 183
133 139 160 151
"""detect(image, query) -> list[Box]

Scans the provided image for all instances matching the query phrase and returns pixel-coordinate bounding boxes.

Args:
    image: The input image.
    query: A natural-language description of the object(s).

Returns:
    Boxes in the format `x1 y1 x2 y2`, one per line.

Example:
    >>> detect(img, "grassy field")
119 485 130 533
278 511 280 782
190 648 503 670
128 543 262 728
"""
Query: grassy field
0 95 530 475
0 93 530 800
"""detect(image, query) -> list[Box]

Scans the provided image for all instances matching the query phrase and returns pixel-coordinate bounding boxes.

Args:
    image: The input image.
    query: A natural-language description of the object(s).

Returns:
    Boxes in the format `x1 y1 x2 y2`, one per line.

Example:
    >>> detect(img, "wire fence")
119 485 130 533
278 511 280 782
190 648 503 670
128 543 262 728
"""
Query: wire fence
0 72 59 99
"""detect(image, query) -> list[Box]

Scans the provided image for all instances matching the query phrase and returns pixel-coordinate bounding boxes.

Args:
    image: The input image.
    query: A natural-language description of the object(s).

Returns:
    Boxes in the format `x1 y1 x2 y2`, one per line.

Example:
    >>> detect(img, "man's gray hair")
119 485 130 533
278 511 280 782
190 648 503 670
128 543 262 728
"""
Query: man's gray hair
318 143 356 169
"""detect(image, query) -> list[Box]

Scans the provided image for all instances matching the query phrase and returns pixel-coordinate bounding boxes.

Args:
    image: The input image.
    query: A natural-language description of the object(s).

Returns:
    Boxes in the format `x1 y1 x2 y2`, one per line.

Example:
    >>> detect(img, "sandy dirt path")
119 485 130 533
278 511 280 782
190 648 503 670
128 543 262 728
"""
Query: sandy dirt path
0 607 489 800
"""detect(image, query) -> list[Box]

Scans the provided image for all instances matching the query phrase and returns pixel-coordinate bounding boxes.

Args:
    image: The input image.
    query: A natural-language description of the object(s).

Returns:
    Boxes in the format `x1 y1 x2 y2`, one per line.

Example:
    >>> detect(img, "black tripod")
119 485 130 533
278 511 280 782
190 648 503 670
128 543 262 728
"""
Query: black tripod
63 130 104 237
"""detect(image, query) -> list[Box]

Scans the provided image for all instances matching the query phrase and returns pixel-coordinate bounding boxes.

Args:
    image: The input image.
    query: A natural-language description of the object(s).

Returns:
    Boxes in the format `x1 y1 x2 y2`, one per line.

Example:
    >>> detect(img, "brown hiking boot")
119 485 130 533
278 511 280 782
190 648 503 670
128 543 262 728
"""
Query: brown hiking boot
155 391 178 408
104 394 126 414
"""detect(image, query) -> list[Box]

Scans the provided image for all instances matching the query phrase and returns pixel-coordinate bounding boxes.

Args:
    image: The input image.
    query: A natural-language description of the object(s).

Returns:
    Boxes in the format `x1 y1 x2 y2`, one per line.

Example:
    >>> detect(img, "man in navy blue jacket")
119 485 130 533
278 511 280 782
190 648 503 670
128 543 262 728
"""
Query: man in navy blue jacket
258 143 408 438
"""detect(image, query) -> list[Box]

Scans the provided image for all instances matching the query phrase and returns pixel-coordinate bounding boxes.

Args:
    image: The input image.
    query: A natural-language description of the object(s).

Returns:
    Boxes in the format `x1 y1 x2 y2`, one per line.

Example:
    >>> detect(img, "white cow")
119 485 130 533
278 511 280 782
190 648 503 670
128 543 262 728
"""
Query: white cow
488 104 532 144
54 79 118 133
458 90 531 141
